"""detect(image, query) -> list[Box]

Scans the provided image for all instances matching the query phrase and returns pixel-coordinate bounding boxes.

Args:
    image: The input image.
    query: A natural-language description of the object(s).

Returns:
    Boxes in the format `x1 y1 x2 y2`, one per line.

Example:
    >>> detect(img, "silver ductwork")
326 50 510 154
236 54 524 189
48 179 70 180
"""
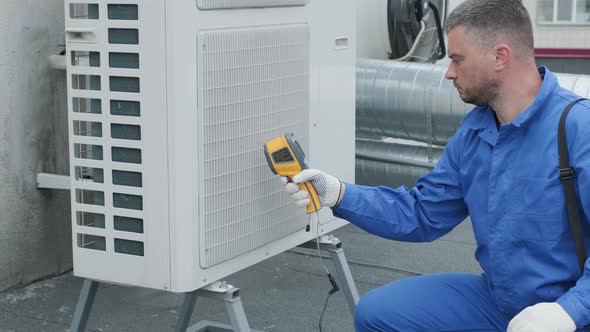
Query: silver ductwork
554 73 590 95
356 59 590 187
357 59 470 146
356 137 443 188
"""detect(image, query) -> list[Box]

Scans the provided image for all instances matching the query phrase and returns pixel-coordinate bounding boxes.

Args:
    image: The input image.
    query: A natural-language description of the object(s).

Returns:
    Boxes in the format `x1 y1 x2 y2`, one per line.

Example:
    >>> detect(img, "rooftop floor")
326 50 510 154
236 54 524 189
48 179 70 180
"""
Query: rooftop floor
0 221 479 332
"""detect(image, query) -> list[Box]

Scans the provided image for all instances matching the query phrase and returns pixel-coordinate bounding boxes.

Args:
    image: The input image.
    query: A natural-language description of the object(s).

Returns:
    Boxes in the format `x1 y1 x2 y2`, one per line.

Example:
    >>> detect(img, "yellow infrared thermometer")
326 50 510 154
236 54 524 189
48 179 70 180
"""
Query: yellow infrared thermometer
263 133 321 214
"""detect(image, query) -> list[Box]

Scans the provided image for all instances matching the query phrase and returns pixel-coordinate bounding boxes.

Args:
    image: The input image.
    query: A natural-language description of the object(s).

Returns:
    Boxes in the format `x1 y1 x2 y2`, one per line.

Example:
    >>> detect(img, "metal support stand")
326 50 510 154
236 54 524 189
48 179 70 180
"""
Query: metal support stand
177 281 263 332
297 234 360 316
70 279 99 332
69 235 358 331
69 278 262 332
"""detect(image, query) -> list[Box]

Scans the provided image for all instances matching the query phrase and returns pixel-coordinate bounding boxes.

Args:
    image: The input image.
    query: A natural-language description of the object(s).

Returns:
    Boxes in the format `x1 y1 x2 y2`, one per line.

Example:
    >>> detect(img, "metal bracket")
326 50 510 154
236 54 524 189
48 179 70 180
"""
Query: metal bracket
178 280 264 332
298 234 341 251
37 173 71 190
49 54 66 70
175 281 261 332
70 279 263 332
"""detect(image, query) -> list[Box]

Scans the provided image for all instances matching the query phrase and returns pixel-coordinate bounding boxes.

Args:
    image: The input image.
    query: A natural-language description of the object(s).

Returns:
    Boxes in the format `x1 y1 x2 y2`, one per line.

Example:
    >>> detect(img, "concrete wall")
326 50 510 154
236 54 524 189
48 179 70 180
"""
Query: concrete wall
0 0 71 292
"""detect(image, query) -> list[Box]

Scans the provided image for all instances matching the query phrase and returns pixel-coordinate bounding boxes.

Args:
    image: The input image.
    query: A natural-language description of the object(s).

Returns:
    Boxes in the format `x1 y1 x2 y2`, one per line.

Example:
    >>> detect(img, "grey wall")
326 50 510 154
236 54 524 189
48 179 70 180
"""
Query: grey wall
0 1 71 292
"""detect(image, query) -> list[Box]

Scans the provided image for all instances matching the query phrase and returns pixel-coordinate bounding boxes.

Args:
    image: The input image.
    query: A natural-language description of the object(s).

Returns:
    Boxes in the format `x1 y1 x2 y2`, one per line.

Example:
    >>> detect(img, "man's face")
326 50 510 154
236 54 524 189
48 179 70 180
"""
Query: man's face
445 26 499 106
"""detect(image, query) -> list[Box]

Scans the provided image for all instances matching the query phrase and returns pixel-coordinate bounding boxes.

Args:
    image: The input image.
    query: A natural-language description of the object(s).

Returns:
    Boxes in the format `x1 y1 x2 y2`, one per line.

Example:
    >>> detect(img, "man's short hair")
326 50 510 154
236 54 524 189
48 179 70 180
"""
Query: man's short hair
445 0 534 57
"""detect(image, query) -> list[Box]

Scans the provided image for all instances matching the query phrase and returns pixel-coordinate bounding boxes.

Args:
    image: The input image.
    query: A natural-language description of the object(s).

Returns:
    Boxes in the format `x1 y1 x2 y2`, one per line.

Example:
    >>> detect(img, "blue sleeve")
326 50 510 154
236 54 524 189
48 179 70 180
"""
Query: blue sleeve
557 100 590 328
333 131 468 242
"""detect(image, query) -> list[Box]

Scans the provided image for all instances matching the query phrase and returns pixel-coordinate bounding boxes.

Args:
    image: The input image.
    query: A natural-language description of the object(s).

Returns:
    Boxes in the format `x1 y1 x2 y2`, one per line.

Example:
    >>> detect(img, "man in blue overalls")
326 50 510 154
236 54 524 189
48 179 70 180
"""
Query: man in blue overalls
281 0 590 331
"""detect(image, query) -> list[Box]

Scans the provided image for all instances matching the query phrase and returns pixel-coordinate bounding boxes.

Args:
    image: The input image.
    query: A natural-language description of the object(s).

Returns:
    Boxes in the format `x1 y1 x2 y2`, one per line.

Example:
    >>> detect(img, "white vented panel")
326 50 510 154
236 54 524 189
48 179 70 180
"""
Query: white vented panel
66 0 172 290
197 24 310 268
68 1 147 259
64 0 355 292
197 0 309 10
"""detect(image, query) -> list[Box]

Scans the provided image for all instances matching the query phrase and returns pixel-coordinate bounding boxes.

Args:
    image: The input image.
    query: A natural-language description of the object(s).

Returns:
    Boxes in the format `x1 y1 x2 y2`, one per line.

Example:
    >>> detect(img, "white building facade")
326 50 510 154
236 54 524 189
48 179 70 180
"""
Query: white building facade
357 0 590 73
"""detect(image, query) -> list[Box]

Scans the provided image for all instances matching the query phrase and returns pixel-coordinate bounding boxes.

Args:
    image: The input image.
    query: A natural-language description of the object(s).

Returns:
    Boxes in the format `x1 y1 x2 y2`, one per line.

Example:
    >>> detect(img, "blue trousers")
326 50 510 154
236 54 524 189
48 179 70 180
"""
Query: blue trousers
354 273 590 332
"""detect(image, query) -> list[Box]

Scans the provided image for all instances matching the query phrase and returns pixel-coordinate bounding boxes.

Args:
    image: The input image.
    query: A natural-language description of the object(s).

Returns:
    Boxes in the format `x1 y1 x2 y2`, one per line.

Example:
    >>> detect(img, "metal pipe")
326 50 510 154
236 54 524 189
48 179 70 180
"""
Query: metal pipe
356 158 433 189
391 20 427 62
356 59 469 145
355 138 443 187
49 55 67 70
356 138 442 168
356 58 590 146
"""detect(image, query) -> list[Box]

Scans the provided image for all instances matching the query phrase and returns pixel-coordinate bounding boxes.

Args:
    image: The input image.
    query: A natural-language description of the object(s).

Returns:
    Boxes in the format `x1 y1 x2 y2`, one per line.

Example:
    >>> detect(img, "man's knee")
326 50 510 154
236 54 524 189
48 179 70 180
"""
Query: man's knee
354 287 404 332
354 289 379 332
353 274 503 332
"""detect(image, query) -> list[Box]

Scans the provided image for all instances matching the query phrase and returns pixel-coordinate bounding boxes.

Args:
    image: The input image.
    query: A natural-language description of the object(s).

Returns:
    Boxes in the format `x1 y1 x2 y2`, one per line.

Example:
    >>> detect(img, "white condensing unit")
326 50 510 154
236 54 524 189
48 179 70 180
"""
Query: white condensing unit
65 0 356 292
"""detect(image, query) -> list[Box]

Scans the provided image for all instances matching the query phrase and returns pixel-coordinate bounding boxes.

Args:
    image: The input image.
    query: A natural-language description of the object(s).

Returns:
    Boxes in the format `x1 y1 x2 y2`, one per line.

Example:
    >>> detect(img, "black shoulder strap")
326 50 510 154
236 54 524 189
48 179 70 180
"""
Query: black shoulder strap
558 98 588 273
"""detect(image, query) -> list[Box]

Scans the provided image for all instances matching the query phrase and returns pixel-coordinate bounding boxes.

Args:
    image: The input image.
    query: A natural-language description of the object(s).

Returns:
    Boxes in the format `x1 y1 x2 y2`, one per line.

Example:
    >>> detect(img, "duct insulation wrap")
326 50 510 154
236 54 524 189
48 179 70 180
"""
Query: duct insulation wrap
356 58 590 146
356 138 443 188
356 58 469 146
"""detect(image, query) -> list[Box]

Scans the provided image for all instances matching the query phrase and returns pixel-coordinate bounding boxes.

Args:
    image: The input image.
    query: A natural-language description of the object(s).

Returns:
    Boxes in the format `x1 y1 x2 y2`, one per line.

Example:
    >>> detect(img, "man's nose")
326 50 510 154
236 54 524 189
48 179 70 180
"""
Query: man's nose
445 67 456 80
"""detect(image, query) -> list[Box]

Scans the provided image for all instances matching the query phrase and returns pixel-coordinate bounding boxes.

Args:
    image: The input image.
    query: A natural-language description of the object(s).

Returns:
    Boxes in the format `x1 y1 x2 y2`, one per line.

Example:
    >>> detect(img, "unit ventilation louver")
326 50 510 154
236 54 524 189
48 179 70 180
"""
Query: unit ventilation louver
197 25 310 267
68 1 145 260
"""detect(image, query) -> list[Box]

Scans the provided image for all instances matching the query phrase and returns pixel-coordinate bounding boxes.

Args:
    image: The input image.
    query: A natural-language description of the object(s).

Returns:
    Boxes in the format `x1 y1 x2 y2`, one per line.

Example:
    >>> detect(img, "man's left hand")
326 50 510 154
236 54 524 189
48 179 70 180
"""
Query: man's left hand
507 302 576 332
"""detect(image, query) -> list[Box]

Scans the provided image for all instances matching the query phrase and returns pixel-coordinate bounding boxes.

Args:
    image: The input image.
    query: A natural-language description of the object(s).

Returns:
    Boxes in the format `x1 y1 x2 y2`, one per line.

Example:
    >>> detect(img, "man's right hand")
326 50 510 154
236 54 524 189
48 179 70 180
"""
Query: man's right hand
279 169 344 209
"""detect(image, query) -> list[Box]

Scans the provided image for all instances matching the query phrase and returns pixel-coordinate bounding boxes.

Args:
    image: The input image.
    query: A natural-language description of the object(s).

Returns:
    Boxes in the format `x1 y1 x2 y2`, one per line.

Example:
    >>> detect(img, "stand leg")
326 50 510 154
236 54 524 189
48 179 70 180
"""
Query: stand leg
297 234 360 316
328 246 360 316
185 281 262 332
176 290 199 332
225 296 252 332
70 279 99 332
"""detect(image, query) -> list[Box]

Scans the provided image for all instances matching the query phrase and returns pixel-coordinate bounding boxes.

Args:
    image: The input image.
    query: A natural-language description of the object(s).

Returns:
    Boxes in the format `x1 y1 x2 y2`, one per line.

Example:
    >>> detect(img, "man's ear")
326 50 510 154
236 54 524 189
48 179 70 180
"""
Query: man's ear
494 44 511 71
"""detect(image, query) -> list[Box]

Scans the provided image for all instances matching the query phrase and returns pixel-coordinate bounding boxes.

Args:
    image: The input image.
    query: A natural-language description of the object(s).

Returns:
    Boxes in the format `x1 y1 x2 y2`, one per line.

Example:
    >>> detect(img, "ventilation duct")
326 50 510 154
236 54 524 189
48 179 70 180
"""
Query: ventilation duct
356 59 590 187
356 137 442 188
356 58 590 146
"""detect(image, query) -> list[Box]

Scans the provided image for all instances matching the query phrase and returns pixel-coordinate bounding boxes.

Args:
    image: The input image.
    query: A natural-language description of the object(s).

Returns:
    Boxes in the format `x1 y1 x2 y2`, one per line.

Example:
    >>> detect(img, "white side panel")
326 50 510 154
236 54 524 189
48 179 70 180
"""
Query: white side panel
308 0 356 183
304 0 356 230
66 0 170 290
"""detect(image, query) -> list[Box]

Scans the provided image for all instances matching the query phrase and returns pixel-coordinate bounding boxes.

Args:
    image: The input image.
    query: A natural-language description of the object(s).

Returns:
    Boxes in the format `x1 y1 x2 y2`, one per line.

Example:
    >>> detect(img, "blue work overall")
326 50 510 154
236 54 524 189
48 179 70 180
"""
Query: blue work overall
334 68 590 331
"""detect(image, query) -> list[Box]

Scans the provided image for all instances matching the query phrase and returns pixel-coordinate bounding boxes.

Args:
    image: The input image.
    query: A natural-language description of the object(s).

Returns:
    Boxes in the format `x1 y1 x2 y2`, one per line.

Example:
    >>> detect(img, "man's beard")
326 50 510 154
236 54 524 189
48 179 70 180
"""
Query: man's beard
458 79 499 106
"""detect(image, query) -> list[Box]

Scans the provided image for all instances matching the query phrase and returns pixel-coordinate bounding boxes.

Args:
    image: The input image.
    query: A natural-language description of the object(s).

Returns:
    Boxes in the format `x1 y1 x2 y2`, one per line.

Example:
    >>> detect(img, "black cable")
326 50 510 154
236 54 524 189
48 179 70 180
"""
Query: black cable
428 1 447 60
318 291 331 332
387 0 427 60
319 273 339 332
301 181 340 332
387 0 420 59
386 0 396 59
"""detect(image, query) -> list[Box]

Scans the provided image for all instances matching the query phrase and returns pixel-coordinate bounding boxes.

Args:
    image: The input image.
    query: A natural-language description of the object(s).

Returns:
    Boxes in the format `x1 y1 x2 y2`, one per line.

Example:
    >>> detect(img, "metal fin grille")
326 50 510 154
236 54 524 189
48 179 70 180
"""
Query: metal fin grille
198 24 310 268
197 0 309 10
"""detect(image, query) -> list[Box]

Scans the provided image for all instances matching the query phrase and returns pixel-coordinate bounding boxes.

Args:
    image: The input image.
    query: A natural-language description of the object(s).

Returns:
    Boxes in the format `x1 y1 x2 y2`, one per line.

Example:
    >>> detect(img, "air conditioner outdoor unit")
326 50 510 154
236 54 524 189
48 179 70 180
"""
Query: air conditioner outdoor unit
65 0 355 292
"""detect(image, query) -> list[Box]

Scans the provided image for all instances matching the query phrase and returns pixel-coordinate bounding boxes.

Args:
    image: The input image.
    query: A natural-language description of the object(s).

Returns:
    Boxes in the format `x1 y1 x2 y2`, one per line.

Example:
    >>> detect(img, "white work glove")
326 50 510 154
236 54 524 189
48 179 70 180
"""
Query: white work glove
507 302 576 332
279 169 343 208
